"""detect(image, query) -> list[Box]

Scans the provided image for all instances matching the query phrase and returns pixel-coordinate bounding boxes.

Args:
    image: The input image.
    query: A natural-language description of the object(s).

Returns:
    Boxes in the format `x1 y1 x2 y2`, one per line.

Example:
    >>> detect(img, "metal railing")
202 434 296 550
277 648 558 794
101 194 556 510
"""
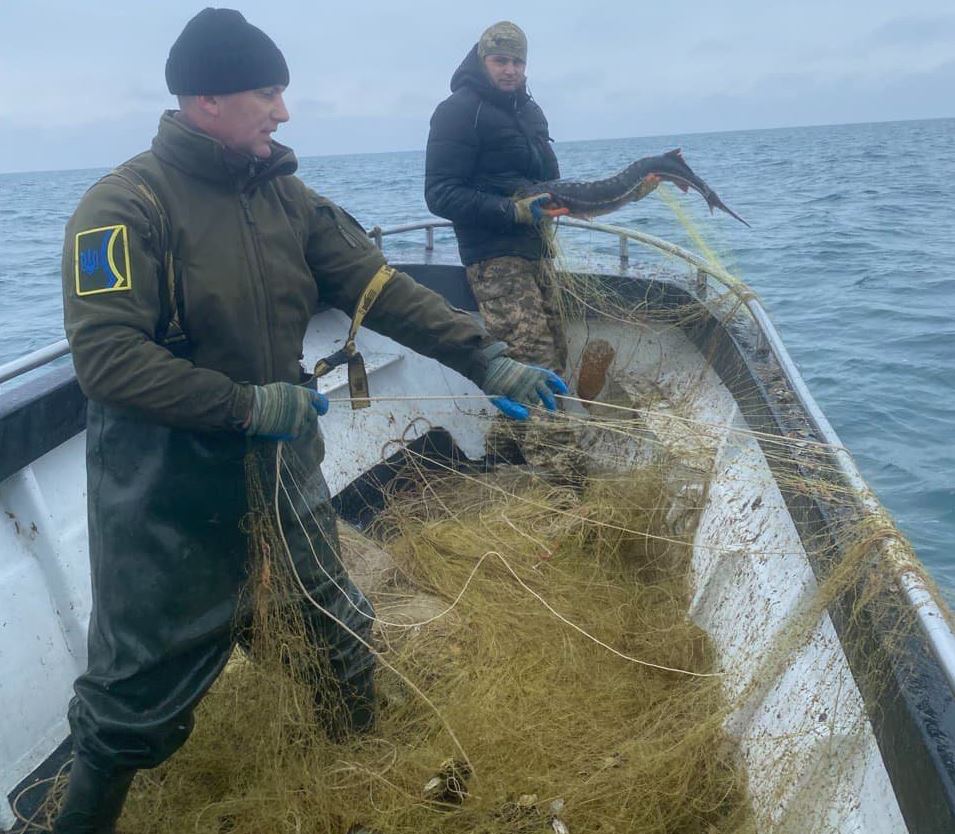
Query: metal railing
367 217 738 279
0 339 71 385
367 216 743 303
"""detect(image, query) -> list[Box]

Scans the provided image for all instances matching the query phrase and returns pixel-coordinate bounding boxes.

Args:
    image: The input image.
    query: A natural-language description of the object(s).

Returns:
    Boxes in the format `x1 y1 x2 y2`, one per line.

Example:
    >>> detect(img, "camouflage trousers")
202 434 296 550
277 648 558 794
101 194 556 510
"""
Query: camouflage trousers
466 255 568 375
467 256 583 487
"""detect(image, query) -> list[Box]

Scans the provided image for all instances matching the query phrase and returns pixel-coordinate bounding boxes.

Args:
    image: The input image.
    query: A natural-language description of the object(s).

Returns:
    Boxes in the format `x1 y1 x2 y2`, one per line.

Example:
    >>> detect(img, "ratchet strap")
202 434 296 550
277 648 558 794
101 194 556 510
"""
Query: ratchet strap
312 264 396 409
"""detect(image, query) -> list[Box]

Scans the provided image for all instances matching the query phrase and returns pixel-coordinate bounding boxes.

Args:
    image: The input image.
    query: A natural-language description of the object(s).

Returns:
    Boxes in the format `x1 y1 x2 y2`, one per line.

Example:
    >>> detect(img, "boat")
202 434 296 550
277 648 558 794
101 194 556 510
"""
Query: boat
1 218 953 833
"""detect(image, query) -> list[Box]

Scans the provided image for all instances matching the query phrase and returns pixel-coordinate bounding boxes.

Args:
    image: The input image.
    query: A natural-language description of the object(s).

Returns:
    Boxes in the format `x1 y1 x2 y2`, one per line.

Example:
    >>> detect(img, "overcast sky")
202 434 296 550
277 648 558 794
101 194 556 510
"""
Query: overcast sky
1 0 953 173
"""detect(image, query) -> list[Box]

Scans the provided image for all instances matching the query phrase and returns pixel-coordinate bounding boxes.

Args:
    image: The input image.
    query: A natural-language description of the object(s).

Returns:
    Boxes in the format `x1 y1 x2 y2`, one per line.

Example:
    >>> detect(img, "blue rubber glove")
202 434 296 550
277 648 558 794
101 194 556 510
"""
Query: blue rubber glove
492 396 532 421
479 343 569 421
246 383 328 440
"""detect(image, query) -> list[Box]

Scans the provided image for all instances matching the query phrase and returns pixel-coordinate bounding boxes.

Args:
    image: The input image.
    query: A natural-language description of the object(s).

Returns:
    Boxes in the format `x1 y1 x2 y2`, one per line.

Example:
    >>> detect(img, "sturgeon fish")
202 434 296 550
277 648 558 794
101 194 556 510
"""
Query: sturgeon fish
522 148 750 227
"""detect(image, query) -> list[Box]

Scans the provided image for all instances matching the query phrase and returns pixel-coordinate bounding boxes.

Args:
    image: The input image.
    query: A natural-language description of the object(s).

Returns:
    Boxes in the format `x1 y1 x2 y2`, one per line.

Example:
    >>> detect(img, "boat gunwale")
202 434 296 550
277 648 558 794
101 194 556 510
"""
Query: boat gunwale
660 277 955 832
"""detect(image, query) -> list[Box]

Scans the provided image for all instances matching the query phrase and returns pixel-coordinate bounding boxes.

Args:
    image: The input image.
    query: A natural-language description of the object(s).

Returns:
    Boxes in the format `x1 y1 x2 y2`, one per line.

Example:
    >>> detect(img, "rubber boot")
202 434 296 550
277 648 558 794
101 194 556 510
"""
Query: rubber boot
52 758 136 834
317 667 377 742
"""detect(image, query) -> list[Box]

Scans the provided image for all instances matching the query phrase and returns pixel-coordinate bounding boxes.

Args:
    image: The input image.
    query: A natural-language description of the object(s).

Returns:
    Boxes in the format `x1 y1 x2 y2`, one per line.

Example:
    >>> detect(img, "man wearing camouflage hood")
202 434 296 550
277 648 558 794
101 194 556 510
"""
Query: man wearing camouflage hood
54 8 566 832
425 21 569 377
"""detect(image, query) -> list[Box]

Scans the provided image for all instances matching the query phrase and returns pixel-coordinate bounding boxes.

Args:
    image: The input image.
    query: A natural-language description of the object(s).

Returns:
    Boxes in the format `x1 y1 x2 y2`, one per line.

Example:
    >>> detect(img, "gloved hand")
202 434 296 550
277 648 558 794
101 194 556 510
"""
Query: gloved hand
479 343 569 421
245 382 329 440
512 193 571 226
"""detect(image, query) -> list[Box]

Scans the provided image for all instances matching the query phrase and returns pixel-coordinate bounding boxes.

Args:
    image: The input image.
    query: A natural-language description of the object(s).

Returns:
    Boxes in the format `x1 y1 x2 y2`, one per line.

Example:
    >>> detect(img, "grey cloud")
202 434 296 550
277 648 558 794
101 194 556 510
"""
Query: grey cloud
570 58 955 141
282 113 428 158
291 98 340 117
393 91 440 114
122 86 172 108
867 15 955 47
0 112 160 174
692 38 732 57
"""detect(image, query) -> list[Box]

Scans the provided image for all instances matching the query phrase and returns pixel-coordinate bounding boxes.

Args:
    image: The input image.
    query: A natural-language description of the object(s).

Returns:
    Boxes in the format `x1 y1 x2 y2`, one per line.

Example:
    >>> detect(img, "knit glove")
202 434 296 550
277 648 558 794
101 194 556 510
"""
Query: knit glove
511 193 570 225
246 382 329 440
479 342 569 420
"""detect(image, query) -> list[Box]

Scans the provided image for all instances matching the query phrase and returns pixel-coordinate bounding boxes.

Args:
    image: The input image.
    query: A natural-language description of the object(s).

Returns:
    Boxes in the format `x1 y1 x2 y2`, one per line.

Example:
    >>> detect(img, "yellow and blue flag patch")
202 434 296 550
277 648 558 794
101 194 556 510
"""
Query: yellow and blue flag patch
75 224 132 296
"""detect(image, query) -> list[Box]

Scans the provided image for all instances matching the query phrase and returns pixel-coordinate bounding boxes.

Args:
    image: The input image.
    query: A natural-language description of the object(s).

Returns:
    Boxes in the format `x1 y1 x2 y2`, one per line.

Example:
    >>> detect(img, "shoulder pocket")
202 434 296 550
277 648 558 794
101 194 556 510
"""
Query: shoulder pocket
315 198 369 249
333 206 368 249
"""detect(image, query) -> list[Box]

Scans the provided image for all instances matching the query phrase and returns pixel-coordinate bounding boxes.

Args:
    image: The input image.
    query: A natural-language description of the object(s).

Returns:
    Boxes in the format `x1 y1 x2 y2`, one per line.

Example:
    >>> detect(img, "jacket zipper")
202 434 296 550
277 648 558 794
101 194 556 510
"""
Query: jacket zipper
239 192 275 380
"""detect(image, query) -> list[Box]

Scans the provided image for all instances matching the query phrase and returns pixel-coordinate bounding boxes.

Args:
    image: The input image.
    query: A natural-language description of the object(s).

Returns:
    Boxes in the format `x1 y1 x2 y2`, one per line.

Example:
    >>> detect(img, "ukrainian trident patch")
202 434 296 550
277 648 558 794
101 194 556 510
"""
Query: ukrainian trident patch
75 224 132 296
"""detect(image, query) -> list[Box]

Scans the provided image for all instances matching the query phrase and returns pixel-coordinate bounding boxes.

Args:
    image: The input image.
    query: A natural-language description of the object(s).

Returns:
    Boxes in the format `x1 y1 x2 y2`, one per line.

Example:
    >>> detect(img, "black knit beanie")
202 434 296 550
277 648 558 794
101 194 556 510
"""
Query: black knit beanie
165 8 289 95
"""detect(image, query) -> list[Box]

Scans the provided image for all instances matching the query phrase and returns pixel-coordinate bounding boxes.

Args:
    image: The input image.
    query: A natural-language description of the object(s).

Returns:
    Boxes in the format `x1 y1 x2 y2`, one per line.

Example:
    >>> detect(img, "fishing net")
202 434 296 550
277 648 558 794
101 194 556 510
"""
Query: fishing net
26 186 951 834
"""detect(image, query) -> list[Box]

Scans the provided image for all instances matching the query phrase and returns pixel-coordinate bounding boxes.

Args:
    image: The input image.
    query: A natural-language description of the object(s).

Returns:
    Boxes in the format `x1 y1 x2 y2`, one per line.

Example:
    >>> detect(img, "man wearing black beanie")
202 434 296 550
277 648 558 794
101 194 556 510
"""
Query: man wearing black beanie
165 7 289 97
55 7 567 832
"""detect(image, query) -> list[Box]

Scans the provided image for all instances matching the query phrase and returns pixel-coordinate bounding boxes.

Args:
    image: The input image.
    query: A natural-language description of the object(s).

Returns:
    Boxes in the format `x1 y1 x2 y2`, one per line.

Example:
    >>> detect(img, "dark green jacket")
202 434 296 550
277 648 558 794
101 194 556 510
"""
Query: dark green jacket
63 112 493 432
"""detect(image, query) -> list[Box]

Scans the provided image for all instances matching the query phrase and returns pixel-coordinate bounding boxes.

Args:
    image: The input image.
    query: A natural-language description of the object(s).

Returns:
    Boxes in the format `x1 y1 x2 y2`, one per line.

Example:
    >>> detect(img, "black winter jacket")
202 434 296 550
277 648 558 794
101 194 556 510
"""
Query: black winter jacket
425 45 560 266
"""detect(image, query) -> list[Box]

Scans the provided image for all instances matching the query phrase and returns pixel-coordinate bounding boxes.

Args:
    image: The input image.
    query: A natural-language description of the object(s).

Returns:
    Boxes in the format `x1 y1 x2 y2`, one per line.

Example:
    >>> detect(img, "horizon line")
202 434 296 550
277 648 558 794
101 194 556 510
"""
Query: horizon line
2 114 951 177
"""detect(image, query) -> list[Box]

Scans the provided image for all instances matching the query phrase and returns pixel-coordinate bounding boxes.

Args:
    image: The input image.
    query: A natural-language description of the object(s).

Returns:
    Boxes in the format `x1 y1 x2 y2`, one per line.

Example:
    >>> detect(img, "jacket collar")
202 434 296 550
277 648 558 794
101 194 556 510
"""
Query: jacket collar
151 110 298 189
